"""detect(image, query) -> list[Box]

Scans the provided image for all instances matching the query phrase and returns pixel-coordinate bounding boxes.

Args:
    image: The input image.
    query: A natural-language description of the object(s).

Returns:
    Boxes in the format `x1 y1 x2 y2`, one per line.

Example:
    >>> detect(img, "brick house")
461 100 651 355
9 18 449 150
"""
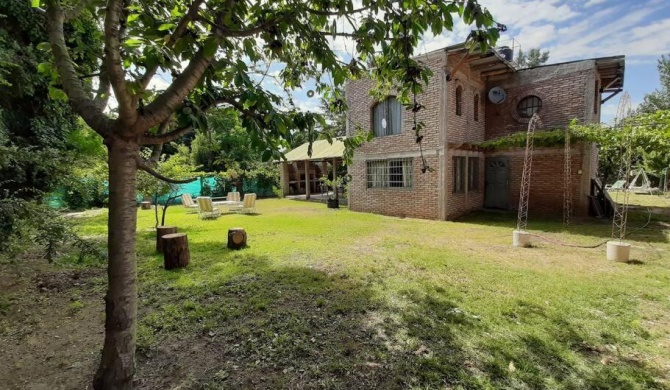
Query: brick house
345 43 624 220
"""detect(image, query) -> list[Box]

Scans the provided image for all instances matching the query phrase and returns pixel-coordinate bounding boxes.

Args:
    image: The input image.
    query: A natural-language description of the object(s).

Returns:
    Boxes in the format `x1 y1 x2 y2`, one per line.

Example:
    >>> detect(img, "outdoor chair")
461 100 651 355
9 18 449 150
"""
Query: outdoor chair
227 192 241 202
196 196 221 219
605 180 626 191
181 194 199 211
231 193 257 214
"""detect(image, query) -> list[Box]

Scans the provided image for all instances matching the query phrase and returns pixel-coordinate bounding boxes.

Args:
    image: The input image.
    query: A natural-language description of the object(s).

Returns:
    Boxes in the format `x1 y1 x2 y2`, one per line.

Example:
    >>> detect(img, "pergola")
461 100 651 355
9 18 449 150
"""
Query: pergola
279 138 345 199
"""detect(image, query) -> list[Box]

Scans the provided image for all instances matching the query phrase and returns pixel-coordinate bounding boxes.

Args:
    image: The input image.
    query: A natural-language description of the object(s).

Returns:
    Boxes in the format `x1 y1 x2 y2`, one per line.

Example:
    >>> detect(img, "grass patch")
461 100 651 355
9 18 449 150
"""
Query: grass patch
65 199 670 388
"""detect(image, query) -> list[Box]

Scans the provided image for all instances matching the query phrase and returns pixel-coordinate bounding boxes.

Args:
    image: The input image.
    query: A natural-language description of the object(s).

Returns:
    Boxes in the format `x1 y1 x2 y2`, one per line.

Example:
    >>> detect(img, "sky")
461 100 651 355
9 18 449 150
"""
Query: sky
287 0 670 124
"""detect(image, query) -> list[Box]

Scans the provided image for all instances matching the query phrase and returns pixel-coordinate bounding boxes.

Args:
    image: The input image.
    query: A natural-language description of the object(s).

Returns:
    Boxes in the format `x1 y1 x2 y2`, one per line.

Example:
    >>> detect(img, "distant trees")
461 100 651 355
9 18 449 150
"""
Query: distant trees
516 48 550 68
638 55 670 114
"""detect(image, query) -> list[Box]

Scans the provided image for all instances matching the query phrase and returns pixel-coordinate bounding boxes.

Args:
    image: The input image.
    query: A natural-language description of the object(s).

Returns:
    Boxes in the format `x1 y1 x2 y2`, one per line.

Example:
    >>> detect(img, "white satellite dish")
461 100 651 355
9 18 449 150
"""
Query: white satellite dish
381 118 387 129
488 86 507 104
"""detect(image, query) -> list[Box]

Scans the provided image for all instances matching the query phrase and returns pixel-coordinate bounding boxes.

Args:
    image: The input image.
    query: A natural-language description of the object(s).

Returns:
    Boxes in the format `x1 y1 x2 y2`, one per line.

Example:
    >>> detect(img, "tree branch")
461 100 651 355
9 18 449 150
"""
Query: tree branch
45 0 112 137
142 125 194 145
137 0 205 92
136 157 198 184
198 14 284 38
104 0 137 125
93 63 111 111
138 44 217 130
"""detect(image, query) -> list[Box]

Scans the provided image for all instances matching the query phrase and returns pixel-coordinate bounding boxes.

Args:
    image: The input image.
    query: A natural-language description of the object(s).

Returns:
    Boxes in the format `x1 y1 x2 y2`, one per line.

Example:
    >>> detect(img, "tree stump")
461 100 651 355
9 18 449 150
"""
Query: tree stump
156 226 178 253
227 227 247 250
163 233 190 269
141 201 152 210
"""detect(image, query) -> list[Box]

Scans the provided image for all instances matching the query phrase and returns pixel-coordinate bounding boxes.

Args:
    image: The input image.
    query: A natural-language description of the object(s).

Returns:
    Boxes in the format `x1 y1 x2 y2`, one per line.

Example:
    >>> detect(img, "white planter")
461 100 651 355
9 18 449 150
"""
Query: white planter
513 230 532 248
607 241 631 262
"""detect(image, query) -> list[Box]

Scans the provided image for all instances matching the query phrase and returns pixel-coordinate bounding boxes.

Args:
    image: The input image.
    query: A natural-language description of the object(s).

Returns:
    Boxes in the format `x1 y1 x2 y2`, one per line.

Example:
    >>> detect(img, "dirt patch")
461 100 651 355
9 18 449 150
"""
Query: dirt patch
0 259 104 390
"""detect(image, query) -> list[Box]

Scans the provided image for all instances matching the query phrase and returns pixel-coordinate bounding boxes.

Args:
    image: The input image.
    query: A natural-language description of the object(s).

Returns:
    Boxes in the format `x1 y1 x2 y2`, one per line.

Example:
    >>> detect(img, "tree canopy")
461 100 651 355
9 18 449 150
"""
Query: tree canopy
638 54 670 114
516 47 550 69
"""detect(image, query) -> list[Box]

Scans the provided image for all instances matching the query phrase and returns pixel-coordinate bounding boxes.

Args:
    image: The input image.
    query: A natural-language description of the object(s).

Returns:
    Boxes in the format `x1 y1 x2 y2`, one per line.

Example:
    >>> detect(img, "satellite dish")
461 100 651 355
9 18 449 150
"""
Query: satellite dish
488 87 507 104
381 118 387 129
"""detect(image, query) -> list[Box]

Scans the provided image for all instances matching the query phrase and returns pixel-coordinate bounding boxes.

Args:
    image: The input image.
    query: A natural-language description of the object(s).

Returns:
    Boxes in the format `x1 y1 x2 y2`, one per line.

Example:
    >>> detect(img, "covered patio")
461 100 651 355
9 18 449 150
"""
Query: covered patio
279 138 344 200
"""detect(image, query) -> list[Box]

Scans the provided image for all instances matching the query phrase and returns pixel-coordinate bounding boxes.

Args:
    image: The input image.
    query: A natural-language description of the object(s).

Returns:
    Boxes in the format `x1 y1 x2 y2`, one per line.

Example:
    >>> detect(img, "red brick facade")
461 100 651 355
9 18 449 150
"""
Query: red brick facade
346 48 610 221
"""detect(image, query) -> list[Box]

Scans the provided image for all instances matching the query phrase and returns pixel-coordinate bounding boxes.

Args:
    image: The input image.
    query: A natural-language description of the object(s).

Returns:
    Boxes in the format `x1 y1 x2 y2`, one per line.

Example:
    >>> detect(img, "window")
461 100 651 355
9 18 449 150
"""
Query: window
367 158 413 188
517 95 542 118
474 94 480 121
594 81 599 114
453 156 466 193
468 157 479 190
455 86 463 116
372 97 402 137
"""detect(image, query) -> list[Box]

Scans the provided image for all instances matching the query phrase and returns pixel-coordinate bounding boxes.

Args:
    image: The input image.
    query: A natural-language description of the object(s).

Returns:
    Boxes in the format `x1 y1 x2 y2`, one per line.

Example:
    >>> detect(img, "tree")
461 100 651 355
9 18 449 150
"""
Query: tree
516 48 550 68
638 54 670 113
319 87 347 139
39 0 503 387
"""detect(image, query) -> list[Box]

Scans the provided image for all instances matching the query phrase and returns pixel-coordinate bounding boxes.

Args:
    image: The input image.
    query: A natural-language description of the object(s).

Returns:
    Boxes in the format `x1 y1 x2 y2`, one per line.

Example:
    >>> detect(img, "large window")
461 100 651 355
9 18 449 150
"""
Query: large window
367 158 413 188
517 95 542 118
372 97 402 137
455 86 463 116
453 156 466 193
468 157 479 191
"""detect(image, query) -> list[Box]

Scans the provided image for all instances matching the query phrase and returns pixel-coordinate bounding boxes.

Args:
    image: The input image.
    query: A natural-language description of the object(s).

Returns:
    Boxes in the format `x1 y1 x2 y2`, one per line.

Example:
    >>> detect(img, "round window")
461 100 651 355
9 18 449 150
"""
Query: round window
517 96 542 118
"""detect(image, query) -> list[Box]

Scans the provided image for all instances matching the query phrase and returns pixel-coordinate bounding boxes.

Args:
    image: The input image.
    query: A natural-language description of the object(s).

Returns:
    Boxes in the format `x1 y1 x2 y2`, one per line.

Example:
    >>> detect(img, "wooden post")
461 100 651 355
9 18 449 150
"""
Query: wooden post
304 160 311 200
163 233 190 269
156 226 177 253
332 158 339 200
227 227 247 249
141 201 152 210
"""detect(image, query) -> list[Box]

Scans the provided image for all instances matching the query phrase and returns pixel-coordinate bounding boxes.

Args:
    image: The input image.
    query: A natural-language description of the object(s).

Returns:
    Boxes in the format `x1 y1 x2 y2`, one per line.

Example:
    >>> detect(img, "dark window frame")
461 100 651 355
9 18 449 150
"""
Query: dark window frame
366 158 413 189
371 97 402 137
455 86 463 116
474 94 480 122
452 156 466 193
517 95 542 118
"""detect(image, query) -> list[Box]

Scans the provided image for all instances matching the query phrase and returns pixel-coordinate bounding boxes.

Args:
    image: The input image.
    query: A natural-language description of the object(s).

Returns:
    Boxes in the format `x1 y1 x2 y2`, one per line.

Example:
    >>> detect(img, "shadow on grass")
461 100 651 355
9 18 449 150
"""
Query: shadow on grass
131 242 668 389
457 209 669 244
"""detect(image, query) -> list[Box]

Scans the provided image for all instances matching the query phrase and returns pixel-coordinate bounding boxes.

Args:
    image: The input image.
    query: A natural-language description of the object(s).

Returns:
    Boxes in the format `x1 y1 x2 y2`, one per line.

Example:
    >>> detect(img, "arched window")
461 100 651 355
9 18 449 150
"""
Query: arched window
474 94 480 121
372 97 402 137
517 95 542 118
455 86 463 116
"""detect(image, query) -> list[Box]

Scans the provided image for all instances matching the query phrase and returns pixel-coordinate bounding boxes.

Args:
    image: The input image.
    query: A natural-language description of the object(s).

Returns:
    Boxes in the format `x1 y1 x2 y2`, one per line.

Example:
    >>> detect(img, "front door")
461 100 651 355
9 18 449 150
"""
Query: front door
485 157 510 209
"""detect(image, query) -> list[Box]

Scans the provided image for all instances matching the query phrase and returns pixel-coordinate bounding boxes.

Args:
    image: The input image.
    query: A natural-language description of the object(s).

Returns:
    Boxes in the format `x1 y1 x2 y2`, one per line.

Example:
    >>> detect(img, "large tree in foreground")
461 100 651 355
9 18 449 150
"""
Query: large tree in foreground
40 0 502 387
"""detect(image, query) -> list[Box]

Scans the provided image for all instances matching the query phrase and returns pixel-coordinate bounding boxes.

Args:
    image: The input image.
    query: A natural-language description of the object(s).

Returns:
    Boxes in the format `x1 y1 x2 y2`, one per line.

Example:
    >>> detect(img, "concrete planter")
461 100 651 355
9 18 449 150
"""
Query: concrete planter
606 241 631 262
513 230 532 248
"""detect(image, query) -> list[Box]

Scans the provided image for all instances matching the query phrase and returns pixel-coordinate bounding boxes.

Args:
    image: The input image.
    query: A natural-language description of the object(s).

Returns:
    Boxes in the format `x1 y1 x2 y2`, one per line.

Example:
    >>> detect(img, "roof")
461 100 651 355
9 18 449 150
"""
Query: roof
283 138 345 162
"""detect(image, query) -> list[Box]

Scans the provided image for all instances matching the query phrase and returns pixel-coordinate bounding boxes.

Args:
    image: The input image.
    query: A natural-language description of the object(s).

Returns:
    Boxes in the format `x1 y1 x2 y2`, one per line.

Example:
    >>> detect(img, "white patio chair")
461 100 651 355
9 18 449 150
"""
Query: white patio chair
196 196 221 219
231 193 257 214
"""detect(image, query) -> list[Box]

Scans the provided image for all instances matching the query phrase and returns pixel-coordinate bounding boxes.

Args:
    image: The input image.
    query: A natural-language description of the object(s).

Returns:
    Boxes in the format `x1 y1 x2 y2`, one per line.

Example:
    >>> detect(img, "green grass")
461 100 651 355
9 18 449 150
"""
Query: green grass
75 199 670 389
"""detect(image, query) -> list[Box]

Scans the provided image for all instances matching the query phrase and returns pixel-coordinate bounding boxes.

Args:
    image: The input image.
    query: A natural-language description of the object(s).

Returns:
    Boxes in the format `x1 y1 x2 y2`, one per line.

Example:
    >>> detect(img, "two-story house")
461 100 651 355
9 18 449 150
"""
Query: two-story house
345 43 624 220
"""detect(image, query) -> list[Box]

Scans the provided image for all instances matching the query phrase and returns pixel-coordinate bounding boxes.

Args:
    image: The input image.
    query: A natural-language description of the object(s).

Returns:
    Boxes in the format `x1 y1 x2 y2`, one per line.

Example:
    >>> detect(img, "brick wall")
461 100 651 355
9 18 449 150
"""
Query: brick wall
487 146 590 217
485 61 599 139
346 51 445 219
445 52 486 144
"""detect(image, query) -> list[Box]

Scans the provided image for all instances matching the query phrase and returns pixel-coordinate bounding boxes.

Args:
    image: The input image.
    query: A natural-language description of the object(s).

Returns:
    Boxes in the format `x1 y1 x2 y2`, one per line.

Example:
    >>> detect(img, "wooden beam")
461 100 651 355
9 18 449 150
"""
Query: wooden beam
481 68 513 77
602 77 621 91
601 89 622 104
446 52 470 81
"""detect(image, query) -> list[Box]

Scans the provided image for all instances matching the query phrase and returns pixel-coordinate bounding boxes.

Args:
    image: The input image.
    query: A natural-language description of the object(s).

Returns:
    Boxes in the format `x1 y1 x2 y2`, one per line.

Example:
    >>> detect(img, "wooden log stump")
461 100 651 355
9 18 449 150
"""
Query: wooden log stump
156 226 178 253
163 233 190 269
227 227 247 250
141 201 152 210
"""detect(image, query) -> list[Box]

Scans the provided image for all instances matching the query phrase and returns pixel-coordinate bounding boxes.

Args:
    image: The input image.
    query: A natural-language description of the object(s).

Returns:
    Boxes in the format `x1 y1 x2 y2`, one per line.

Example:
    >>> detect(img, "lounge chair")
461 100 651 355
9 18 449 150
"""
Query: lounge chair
196 197 221 219
605 180 626 191
231 193 257 214
181 194 199 210
212 192 241 206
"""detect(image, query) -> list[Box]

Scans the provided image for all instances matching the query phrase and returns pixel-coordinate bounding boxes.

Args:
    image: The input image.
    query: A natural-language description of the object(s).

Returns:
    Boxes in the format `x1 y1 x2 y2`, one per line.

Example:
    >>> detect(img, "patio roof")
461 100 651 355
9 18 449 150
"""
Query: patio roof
283 138 345 162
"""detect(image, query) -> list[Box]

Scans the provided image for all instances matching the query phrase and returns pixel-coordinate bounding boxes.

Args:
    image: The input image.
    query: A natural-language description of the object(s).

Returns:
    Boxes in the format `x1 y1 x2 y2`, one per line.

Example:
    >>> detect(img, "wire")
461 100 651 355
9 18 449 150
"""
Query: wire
527 205 653 249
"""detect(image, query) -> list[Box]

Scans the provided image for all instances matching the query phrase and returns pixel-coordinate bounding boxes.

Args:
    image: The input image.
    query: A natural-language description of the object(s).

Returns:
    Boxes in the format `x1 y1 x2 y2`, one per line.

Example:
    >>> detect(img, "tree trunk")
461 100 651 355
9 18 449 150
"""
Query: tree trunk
163 233 190 269
93 138 140 390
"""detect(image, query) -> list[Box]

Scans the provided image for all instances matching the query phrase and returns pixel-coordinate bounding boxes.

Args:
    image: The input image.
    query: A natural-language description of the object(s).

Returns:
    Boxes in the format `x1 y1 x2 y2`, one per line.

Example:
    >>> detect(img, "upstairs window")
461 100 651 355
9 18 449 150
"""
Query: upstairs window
474 94 480 121
517 95 542 118
372 97 402 137
455 86 463 116
594 81 600 114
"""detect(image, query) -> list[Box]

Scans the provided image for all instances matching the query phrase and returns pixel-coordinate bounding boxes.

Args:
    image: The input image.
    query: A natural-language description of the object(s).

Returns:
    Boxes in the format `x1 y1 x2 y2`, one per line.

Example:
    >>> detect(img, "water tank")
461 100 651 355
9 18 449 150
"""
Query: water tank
497 46 514 62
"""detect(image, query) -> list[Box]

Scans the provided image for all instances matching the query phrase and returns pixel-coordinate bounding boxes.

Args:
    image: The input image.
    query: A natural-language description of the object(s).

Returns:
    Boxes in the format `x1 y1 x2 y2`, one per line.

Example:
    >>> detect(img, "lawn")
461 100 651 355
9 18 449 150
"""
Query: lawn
1 197 670 389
